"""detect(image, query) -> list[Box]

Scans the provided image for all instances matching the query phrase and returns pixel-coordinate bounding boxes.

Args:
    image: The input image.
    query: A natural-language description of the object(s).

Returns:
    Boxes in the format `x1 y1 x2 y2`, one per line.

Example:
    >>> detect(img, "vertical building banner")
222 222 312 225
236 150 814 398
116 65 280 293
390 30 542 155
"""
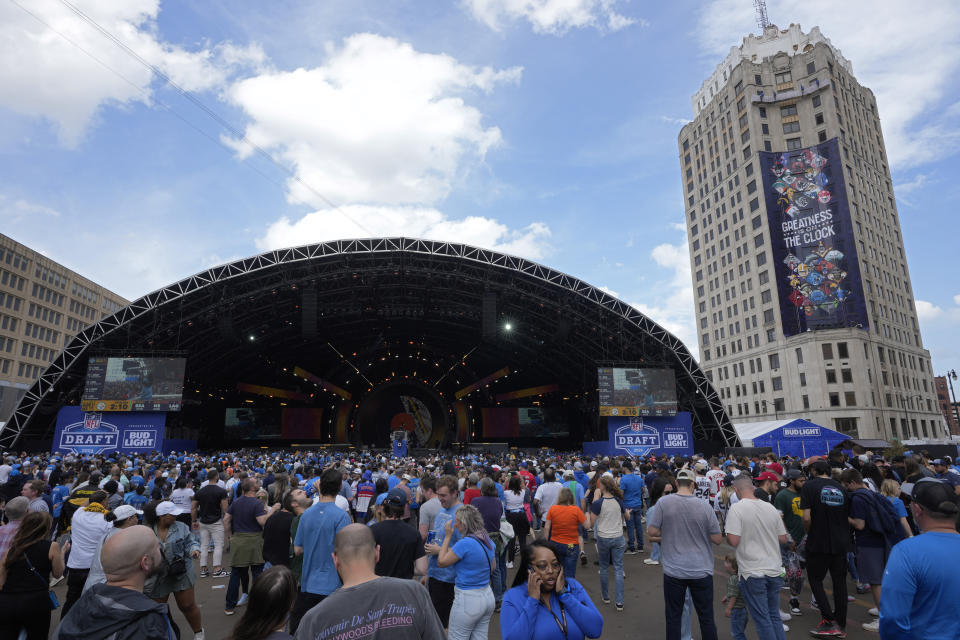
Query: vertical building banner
759 138 869 336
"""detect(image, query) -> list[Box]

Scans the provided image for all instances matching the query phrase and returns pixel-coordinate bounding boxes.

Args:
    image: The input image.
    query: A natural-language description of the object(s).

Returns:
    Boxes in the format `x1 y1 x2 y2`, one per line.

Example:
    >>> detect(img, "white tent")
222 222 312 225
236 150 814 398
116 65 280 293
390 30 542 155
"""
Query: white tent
733 420 795 446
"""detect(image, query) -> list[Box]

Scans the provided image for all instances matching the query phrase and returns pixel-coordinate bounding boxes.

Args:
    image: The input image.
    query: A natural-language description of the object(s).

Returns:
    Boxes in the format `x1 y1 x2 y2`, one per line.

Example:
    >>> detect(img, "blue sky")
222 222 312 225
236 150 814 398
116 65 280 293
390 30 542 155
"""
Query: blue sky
1 0 958 375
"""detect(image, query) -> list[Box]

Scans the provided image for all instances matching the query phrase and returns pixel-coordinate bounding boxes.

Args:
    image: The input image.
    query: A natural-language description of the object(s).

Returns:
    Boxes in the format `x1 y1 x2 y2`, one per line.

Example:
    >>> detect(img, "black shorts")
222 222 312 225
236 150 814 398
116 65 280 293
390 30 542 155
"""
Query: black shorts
428 577 455 627
855 546 886 585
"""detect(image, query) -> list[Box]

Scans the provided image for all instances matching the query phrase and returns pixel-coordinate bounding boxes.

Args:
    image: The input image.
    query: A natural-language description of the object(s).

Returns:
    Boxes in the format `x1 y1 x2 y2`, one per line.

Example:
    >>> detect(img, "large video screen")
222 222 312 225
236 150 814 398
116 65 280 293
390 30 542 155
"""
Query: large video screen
225 407 325 440
597 367 677 417
481 407 568 438
82 357 186 412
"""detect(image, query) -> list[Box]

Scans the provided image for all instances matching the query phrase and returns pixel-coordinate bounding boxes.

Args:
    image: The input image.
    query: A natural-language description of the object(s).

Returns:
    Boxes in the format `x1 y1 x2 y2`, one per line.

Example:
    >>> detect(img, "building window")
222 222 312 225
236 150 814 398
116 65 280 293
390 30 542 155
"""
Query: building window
822 343 834 360
759 107 766 118
841 368 853 383
802 394 809 409
844 391 857 406
761 123 769 135
766 328 775 342
769 353 780 369
754 233 764 247
800 372 807 387
780 105 798 117
761 289 772 303
829 392 841 407
755 74 762 84
735 80 743 95
837 342 849 359
786 138 803 150
818 130 827 142
783 121 801 134
775 71 792 84
745 163 754 176
812 95 821 108
763 140 772 151
763 309 774 323
750 198 760 211
759 271 769 285
772 376 783 391
834 417 858 435
774 398 785 412
815 112 824 125
752 215 762 230
806 61 816 75
826 369 837 384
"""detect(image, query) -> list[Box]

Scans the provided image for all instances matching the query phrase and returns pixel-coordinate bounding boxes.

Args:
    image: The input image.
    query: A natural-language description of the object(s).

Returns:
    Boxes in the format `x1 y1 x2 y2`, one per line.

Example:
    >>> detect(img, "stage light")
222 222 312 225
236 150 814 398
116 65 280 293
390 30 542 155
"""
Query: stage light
248 335 255 341
504 323 513 331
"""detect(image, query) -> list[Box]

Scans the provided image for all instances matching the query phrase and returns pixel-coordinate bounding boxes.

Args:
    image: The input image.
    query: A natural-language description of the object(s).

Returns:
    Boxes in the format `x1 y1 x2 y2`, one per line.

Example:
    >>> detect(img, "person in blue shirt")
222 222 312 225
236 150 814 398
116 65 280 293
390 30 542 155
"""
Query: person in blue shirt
292 468 351 634
880 478 960 640
436 504 497 639
124 484 149 517
501 540 603 640
423 475 463 629
619 461 645 554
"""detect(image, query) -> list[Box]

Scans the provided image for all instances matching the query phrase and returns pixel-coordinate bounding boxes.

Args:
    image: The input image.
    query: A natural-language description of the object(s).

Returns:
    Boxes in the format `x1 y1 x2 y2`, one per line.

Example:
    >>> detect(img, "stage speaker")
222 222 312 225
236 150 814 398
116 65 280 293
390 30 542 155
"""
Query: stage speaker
302 289 318 341
217 315 239 344
481 291 497 340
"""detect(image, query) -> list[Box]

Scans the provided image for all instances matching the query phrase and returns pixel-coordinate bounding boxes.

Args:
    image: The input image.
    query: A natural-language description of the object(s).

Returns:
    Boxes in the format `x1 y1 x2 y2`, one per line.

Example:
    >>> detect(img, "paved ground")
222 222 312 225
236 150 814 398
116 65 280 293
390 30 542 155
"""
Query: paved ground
49 541 881 639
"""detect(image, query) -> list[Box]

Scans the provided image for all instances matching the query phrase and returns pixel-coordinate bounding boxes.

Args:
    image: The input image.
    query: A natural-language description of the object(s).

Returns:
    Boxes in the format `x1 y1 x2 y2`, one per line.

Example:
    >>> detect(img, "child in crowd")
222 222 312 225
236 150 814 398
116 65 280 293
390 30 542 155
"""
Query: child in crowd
721 555 748 640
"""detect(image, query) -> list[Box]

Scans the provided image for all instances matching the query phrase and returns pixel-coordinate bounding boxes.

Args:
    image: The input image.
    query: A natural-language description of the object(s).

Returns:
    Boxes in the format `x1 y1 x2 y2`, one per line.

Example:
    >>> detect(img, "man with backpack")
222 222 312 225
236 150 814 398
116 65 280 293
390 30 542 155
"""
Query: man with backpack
841 469 904 633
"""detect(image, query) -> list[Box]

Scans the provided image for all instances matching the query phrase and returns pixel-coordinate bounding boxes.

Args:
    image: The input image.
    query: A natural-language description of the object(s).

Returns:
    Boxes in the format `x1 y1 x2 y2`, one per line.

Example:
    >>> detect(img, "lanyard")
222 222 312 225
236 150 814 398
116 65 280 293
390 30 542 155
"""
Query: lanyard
542 596 568 639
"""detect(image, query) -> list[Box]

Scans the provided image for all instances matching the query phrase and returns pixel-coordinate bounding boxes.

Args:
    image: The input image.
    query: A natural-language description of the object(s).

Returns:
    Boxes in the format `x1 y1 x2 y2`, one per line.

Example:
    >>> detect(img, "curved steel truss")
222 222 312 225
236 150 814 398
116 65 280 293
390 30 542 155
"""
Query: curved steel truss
0 237 737 449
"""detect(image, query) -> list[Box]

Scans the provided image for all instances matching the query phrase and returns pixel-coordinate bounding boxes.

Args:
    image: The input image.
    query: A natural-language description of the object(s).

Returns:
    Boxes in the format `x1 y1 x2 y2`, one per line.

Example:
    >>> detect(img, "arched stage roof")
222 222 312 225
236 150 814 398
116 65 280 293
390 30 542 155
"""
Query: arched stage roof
0 238 738 450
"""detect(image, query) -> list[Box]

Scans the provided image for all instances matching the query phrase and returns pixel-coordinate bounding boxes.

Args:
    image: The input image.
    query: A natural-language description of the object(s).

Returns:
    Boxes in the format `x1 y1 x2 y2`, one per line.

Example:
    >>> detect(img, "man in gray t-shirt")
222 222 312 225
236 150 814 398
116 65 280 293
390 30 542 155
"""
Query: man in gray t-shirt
295 524 444 640
647 469 722 640
416 476 440 544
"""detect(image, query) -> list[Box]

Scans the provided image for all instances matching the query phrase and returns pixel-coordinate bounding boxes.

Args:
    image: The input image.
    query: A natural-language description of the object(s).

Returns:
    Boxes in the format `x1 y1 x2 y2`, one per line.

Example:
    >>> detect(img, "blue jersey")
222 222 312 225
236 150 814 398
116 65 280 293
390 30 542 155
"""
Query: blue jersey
619 472 645 509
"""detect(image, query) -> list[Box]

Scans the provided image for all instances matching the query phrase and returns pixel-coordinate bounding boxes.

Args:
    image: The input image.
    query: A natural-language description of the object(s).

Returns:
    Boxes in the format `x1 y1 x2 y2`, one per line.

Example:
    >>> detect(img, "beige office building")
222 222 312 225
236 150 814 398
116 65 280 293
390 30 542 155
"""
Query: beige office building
0 233 128 422
677 24 944 441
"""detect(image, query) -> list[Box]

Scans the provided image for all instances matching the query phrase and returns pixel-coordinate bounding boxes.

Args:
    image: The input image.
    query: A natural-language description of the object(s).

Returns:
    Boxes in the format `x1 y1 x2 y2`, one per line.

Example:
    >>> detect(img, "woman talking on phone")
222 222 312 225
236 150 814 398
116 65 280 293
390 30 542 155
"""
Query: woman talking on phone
500 540 603 640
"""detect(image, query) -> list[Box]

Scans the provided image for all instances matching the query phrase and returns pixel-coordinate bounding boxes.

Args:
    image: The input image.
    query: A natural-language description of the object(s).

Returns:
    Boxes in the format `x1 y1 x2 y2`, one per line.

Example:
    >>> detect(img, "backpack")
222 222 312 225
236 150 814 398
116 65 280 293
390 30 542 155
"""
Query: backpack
854 489 905 548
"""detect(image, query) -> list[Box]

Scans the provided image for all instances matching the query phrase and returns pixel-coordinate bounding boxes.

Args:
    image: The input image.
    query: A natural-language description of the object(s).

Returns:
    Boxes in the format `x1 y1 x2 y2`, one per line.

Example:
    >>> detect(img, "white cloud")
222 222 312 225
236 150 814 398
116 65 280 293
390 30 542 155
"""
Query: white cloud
598 285 620 298
894 174 931 195
915 299 943 321
0 0 263 145
629 239 698 358
954 294 960 306
464 0 640 34
660 115 692 126
695 1 960 169
257 205 552 259
0 194 61 222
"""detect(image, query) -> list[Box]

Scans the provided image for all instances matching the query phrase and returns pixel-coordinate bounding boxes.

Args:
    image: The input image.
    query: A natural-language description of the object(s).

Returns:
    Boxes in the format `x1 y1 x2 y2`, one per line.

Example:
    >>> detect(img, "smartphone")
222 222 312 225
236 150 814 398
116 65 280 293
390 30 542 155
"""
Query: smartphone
426 530 437 545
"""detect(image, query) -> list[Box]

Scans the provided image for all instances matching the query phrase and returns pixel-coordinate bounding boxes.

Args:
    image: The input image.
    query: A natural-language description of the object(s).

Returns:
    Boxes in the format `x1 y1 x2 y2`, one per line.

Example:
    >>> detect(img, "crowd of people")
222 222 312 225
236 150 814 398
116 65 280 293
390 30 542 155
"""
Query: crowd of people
0 444 956 639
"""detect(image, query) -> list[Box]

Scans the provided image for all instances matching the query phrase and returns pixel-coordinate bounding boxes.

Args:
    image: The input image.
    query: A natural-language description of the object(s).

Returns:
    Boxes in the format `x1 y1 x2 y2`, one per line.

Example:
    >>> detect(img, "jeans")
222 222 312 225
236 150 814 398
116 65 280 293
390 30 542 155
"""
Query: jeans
806 552 847 628
226 563 263 609
663 574 718 640
846 550 861 584
551 542 580 579
730 607 748 640
448 586 495 640
198 521 224 568
493 545 507 602
740 575 787 640
681 588 694 640
624 507 644 550
651 541 662 562
62 567 90 619
597 536 625 604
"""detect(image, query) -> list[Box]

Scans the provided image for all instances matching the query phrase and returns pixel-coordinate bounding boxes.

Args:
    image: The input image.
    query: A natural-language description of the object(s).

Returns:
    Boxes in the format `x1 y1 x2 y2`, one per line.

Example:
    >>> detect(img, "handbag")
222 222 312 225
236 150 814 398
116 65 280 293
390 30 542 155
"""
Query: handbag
23 554 59 610
161 546 188 577
499 516 515 542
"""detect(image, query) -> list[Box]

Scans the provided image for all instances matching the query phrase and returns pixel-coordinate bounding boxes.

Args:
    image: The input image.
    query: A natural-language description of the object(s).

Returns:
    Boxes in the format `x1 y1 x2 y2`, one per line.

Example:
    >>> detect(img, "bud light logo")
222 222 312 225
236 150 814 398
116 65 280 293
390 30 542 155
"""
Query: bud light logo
614 419 661 457
122 429 158 449
59 413 119 454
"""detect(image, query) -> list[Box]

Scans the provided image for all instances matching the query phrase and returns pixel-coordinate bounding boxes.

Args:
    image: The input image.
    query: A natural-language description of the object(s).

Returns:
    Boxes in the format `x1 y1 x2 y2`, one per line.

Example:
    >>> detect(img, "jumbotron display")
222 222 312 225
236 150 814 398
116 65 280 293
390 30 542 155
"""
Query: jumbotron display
597 367 677 417
82 357 186 412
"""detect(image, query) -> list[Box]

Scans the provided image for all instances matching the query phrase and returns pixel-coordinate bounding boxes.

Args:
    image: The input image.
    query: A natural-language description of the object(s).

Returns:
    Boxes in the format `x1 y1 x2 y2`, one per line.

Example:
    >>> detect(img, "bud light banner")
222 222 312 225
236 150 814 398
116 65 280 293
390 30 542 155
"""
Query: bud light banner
52 406 165 455
608 412 693 458
759 138 869 337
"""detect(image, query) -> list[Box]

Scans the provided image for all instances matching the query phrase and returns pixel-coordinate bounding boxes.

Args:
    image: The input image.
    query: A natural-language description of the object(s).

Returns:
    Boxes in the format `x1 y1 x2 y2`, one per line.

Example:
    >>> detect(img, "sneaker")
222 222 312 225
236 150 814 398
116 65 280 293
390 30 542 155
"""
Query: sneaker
602 597 611 604
862 619 879 632
616 603 624 612
200 568 209 578
847 595 856 602
791 599 802 616
224 609 235 616
810 619 844 637
195 631 205 640
237 593 249 606
580 554 587 567
867 607 879 616
783 624 790 632
211 569 229 578
637 547 645 553
643 558 660 565
856 584 871 594
49 576 64 588
781 610 792 621
626 548 638 555
506 561 514 569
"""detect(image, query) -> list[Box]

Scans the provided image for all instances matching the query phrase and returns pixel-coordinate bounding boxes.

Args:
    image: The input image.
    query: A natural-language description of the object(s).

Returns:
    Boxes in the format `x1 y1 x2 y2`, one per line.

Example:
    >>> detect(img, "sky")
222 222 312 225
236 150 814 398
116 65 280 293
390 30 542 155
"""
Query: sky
1 0 958 376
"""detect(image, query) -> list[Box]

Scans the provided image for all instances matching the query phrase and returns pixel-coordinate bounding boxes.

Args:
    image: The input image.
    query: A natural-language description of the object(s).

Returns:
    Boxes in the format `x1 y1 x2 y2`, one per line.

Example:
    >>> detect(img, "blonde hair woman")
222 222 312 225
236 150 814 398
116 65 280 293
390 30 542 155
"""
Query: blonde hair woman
880 479 913 539
437 504 496 639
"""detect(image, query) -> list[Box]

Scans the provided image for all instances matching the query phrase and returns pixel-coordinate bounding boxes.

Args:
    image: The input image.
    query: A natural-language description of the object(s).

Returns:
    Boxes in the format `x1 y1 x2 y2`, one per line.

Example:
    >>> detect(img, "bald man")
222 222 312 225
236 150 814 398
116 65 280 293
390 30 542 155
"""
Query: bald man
53 526 178 640
295 524 444 640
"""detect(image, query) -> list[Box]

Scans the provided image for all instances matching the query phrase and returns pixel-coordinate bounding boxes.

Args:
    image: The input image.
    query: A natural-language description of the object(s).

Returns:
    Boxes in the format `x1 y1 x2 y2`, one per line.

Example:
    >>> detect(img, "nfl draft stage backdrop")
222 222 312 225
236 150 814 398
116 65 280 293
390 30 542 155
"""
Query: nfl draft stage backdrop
583 412 694 458
52 406 166 455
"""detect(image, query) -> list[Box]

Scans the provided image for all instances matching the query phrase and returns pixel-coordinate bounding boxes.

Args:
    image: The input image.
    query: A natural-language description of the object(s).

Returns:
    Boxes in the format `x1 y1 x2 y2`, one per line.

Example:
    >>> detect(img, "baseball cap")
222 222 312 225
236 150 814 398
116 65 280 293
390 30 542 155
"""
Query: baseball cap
562 469 575 479
574 461 583 469
112 505 142 520
785 469 804 481
911 478 960 516
362 470 373 481
932 459 944 466
755 471 779 483
676 469 696 482
385 487 408 507
156 501 185 517
590 460 598 468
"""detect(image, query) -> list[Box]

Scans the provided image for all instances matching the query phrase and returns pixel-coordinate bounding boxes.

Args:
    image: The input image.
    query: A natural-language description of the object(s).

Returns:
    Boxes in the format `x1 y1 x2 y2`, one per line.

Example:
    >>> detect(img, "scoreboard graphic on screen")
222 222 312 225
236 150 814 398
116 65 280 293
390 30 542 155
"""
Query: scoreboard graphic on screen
597 367 677 417
82 357 186 412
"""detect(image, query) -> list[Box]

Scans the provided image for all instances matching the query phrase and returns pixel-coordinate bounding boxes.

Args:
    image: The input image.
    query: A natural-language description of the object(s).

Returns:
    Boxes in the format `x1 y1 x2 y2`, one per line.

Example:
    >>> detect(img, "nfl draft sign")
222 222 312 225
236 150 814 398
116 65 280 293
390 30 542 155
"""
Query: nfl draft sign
608 412 694 458
52 406 165 455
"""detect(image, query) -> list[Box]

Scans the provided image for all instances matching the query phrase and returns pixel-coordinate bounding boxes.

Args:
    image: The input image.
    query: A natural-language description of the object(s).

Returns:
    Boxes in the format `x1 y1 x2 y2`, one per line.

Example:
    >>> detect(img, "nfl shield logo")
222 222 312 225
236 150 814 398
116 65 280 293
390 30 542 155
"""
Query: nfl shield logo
630 418 643 432
84 413 102 430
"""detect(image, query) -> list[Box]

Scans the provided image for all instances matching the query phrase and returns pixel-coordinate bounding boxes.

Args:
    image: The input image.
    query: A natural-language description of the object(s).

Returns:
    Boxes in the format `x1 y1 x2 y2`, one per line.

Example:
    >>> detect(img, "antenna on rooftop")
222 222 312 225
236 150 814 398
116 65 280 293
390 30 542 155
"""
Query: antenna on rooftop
753 0 770 31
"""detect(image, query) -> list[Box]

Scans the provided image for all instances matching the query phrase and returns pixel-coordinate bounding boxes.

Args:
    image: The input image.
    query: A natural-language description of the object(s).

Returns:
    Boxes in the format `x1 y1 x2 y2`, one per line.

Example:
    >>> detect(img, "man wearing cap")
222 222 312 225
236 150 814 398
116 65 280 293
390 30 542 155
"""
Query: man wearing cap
880 478 960 639
932 459 960 496
647 468 722 640
774 469 806 615
753 472 779 504
726 474 789 640
63 490 113 617
0 495 28 558
372 487 426 579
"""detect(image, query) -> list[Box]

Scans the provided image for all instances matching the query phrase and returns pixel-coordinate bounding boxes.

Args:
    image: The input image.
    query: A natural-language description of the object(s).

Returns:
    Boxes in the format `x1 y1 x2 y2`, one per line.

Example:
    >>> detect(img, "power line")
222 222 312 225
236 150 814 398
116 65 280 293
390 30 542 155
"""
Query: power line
8 0 374 236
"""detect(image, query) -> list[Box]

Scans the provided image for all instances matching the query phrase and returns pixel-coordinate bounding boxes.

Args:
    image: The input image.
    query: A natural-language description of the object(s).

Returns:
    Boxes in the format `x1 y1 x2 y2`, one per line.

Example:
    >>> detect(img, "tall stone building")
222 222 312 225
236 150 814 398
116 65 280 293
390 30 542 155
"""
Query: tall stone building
677 23 944 441
0 233 128 423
